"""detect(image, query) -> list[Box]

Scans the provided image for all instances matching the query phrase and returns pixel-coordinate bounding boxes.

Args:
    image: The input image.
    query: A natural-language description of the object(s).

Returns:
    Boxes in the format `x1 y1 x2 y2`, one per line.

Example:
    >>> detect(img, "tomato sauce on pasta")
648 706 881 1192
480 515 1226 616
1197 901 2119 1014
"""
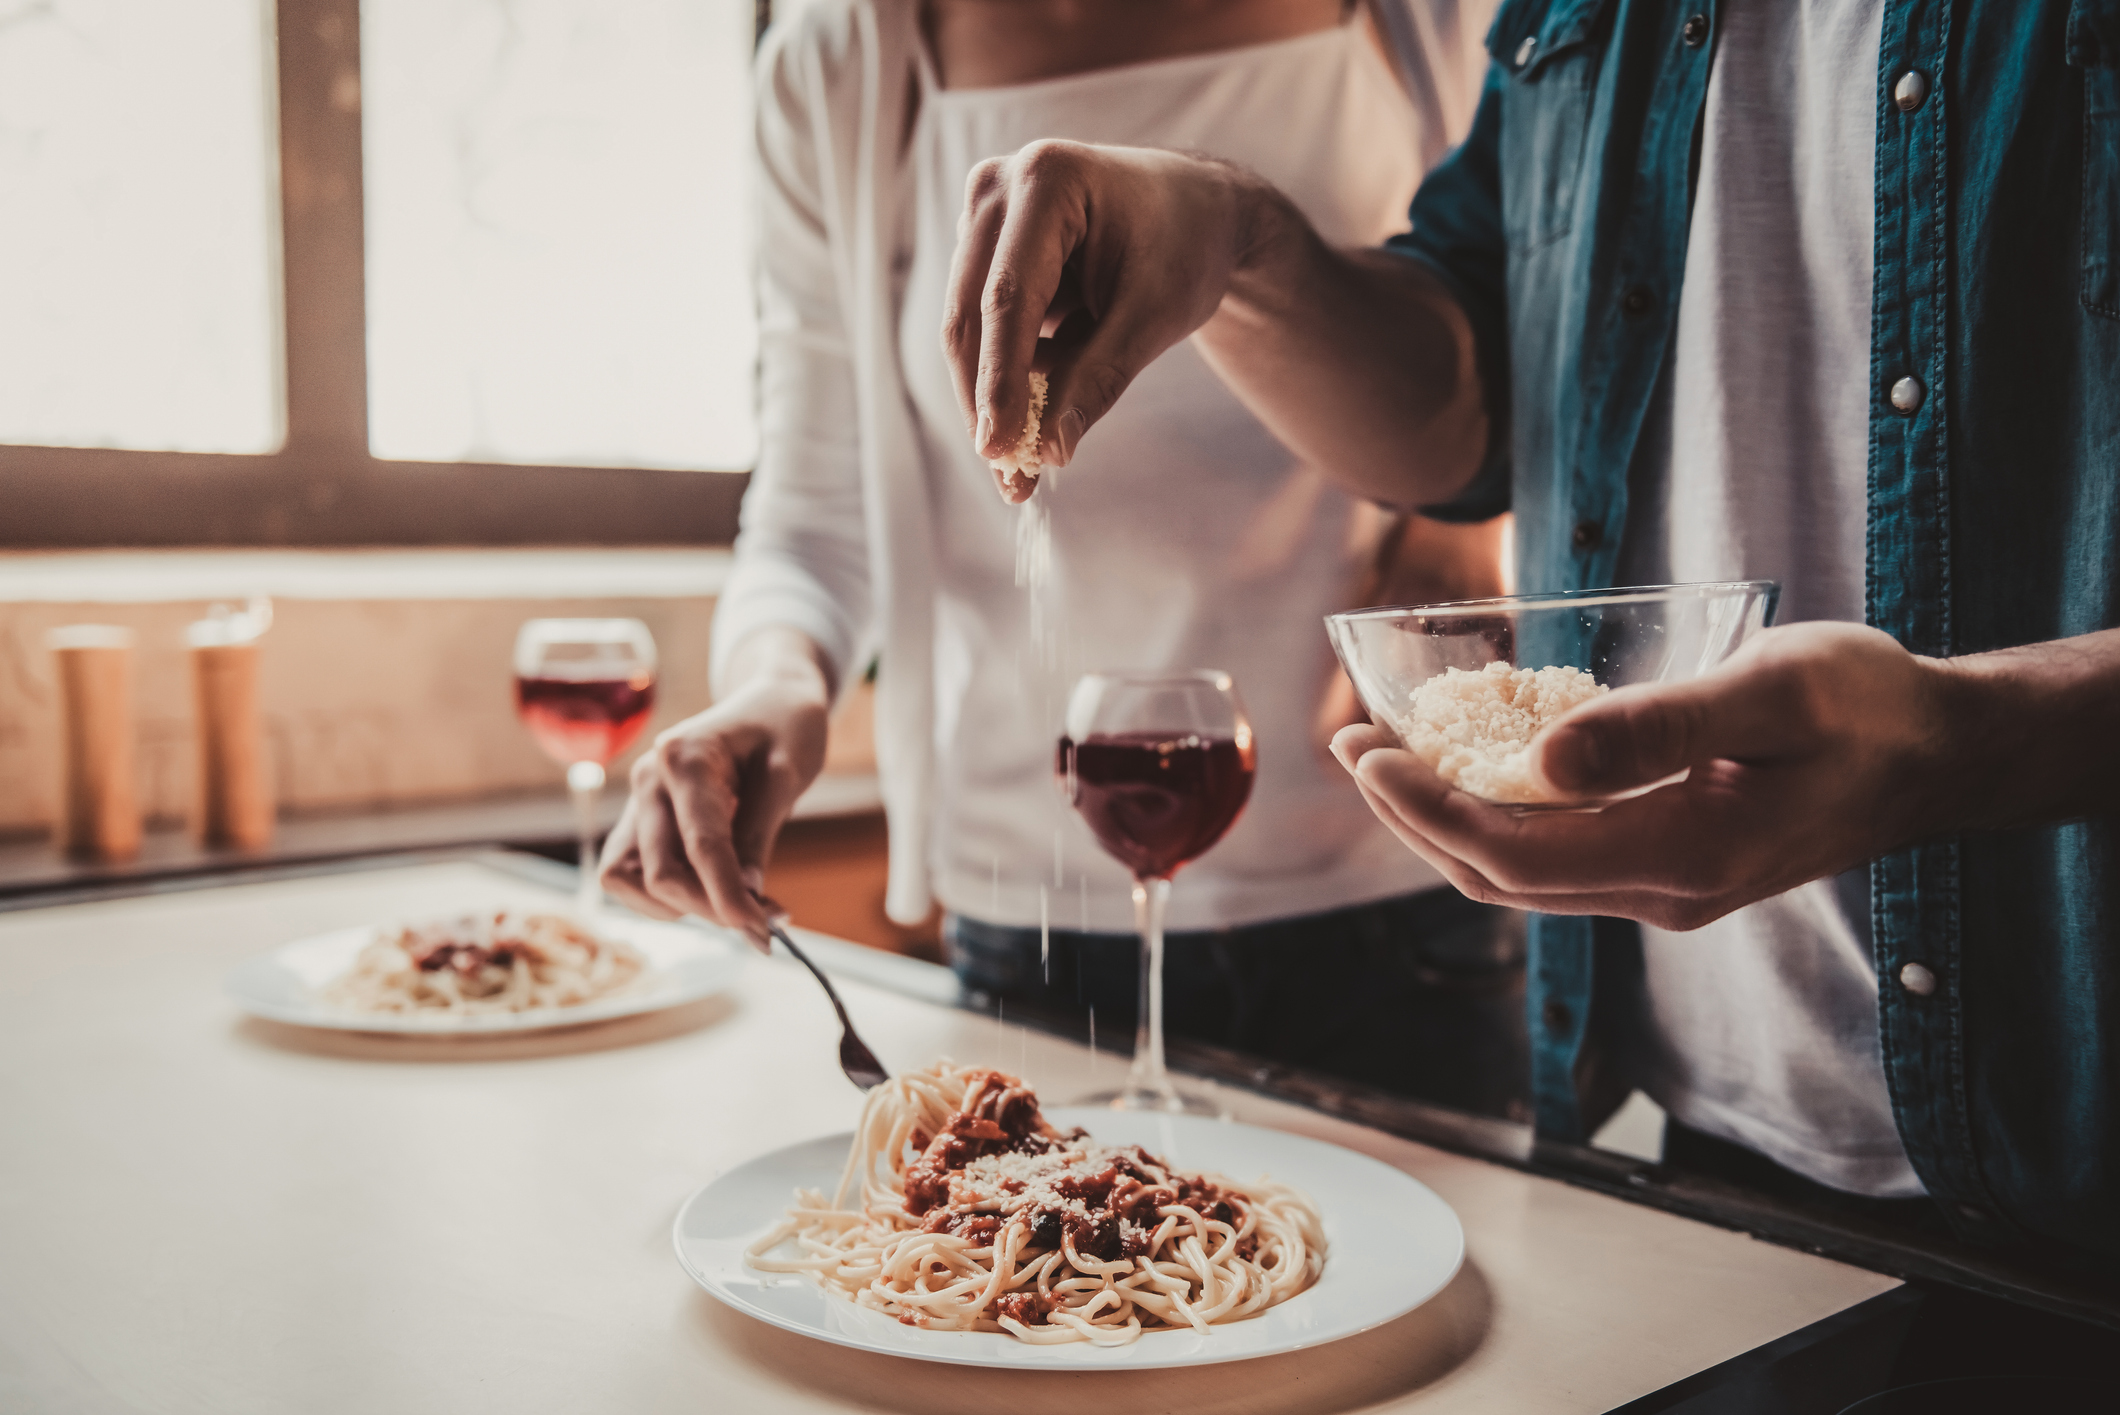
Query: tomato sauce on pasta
745 1061 1325 1345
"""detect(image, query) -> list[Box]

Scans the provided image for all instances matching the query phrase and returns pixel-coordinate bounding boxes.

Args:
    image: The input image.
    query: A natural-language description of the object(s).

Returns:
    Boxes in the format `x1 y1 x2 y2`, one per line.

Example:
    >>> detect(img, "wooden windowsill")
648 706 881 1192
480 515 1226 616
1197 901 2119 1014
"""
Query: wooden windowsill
0 547 734 603
0 772 881 906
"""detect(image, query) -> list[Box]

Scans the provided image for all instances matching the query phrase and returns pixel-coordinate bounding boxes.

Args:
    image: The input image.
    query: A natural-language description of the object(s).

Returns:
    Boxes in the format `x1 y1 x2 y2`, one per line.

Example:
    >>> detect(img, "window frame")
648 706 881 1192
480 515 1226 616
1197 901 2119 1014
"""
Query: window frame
2 0 755 549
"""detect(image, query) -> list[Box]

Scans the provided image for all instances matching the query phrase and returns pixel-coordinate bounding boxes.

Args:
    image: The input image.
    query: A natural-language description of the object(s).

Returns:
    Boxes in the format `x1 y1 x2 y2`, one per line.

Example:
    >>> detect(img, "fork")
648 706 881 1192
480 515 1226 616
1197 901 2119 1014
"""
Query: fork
763 917 890 1091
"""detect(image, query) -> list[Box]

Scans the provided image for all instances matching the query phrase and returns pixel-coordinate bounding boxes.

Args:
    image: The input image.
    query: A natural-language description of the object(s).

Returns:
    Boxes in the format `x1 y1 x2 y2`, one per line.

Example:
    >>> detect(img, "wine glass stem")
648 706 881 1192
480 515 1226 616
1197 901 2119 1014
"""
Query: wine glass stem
1126 875 1177 1106
567 760 607 917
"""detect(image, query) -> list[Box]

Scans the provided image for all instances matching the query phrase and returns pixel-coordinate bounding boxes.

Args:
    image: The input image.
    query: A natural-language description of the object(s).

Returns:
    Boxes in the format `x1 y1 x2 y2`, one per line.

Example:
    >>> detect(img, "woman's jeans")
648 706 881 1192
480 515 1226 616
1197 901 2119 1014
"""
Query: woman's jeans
945 886 1529 1119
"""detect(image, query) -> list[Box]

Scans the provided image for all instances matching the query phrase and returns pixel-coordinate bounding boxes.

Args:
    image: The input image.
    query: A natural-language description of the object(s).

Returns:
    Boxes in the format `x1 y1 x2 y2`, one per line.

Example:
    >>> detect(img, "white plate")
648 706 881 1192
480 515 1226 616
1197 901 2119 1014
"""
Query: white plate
225 912 747 1034
674 1108 1464 1370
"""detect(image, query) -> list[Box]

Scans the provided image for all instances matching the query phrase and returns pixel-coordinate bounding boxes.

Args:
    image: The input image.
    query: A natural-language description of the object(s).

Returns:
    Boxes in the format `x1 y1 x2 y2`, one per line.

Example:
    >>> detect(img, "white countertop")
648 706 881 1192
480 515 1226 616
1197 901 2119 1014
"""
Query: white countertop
0 859 1896 1414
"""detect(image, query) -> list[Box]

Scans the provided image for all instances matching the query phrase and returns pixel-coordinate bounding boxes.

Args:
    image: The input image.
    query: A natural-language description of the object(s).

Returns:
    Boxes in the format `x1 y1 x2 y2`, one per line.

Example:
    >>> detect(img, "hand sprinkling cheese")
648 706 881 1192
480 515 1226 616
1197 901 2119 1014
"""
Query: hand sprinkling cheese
990 371 1049 501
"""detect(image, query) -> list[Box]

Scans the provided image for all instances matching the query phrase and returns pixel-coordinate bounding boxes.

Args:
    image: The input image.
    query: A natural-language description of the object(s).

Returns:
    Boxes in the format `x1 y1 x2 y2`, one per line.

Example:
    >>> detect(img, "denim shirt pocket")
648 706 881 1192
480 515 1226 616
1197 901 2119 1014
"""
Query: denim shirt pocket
2070 0 2120 317
1488 0 1611 254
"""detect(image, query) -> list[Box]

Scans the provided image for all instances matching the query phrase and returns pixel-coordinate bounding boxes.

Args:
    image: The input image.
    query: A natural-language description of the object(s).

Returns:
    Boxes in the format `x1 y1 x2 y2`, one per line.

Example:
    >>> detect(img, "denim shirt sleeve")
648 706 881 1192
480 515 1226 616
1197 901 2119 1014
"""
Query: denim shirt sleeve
1384 69 1515 524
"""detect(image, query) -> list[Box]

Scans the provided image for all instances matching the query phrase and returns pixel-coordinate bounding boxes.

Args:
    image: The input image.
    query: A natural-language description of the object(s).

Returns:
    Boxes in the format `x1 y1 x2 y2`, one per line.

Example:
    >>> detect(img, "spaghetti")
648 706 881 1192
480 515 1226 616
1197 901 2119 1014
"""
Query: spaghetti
744 1061 1325 1345
323 910 647 1015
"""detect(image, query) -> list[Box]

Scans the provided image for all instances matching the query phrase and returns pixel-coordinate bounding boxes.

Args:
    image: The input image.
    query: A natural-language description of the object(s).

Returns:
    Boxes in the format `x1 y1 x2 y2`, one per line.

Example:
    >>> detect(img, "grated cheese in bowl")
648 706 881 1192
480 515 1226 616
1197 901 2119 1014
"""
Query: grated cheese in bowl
1327 583 1780 810
1400 661 1608 803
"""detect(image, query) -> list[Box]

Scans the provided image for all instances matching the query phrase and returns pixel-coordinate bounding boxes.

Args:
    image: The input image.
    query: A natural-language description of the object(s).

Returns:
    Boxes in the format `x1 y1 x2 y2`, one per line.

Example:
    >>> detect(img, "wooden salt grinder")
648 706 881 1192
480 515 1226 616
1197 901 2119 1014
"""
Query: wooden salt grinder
50 626 142 862
189 638 273 850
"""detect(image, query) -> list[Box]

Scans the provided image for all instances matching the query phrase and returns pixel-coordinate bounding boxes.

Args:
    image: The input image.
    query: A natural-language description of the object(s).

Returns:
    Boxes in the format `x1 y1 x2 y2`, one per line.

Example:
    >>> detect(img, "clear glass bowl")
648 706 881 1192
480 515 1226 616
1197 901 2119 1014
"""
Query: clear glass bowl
1324 581 1779 809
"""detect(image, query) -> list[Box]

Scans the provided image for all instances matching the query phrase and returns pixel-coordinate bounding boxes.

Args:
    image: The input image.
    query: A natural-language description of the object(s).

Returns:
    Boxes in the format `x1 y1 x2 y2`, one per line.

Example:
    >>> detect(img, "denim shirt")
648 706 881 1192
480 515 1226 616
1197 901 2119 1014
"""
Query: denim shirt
1391 0 2120 1264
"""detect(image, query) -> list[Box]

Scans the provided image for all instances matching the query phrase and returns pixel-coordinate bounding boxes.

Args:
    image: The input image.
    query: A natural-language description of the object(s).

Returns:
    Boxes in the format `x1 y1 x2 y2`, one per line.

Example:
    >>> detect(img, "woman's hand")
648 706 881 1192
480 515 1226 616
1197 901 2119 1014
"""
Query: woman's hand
598 631 832 947
1328 623 1965 929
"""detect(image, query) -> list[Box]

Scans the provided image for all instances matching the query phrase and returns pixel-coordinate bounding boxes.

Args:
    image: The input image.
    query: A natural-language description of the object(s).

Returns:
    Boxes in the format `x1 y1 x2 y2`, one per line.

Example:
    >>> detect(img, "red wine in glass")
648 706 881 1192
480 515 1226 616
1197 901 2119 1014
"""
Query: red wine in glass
514 672 657 767
1056 732 1253 880
1057 671 1255 1115
512 619 659 916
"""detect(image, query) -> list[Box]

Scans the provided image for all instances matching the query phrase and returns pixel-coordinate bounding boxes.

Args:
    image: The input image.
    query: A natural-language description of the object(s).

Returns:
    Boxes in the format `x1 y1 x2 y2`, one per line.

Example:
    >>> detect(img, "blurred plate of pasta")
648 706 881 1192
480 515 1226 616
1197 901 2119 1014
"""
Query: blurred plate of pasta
225 909 746 1034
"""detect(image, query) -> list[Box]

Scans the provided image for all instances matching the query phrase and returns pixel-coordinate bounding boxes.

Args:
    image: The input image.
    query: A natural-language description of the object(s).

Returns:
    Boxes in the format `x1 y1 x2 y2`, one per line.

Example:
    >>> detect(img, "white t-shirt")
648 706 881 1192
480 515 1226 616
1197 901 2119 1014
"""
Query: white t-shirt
1617 0 1925 1197
896 24 1457 932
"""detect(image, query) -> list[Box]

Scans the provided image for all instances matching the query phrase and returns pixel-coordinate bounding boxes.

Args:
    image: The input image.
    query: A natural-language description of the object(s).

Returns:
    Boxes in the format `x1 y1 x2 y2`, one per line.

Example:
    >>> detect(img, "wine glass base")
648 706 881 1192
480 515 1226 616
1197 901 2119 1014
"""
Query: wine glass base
1069 1084 1230 1119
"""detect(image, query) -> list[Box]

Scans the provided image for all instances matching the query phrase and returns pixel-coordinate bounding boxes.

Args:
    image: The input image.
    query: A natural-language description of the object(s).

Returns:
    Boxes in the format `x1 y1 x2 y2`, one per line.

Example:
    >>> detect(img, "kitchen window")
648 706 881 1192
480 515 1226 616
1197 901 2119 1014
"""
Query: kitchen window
2 0 762 547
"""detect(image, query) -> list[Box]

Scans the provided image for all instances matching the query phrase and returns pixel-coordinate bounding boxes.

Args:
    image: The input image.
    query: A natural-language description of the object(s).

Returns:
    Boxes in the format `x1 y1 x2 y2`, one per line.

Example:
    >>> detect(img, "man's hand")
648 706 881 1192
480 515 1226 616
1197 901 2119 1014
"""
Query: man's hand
1329 623 1966 930
944 140 1487 507
945 141 1254 500
598 631 831 948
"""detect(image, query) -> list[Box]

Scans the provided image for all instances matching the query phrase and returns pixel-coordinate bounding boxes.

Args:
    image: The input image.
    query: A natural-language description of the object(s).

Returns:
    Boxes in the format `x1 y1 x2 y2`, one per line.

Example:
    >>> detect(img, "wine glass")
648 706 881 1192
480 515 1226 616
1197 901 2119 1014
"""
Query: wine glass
513 619 658 917
1057 671 1256 1114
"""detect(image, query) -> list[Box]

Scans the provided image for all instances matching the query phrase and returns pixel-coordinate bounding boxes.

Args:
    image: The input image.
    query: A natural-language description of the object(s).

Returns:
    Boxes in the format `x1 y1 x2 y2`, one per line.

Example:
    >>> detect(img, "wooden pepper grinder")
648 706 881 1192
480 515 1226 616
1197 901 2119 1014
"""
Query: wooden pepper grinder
187 599 275 851
49 625 143 862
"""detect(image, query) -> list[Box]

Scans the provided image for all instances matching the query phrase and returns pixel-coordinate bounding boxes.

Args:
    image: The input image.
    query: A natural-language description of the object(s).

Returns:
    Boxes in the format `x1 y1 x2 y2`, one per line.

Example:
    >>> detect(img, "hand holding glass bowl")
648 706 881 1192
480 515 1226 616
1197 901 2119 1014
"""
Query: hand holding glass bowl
513 618 659 917
1312 582 1955 934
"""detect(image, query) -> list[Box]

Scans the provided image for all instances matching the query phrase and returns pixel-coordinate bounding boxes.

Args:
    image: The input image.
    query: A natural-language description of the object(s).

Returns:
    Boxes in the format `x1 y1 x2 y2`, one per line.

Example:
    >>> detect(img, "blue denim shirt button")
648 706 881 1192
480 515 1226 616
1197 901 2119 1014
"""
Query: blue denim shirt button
1571 520 1603 550
1890 375 1925 413
1900 961 1938 996
1682 14 1711 46
1895 71 1929 113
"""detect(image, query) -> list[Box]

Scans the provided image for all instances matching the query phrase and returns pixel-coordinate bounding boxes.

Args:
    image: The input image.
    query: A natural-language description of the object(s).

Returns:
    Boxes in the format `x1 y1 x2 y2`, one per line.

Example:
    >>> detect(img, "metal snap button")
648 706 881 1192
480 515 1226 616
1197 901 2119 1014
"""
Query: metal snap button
1899 961 1937 996
1516 35 1538 68
1571 520 1603 550
1621 285 1654 317
1890 375 1925 413
1895 70 1928 113
1682 14 1710 46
